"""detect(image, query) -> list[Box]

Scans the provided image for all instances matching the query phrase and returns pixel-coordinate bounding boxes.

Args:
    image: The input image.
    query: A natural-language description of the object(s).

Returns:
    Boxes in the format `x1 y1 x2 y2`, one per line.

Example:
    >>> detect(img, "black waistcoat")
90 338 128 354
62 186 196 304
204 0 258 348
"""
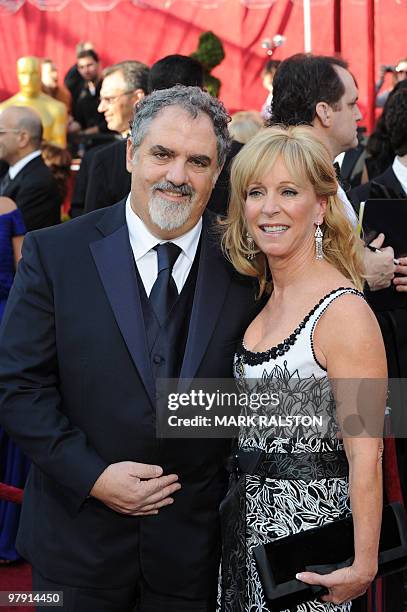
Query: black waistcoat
134 245 203 471
136 243 200 382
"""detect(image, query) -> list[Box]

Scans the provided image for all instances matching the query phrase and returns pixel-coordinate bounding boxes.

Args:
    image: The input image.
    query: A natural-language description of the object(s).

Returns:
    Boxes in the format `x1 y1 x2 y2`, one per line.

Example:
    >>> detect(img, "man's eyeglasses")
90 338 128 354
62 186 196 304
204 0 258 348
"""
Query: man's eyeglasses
0 128 20 135
99 90 135 105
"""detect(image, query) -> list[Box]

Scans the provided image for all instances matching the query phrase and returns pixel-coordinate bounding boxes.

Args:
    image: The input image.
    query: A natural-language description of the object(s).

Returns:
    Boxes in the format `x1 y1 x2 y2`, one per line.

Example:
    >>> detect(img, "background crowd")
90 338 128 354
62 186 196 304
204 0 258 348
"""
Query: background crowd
0 43 406 611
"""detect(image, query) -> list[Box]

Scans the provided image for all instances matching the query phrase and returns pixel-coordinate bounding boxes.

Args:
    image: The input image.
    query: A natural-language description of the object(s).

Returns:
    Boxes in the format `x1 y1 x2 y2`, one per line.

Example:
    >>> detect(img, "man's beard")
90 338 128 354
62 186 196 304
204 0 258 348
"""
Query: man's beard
148 181 195 231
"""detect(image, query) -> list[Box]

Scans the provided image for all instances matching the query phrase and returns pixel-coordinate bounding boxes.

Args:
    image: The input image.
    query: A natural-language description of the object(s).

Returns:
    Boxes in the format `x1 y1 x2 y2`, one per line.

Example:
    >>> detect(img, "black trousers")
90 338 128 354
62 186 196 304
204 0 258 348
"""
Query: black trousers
32 568 216 612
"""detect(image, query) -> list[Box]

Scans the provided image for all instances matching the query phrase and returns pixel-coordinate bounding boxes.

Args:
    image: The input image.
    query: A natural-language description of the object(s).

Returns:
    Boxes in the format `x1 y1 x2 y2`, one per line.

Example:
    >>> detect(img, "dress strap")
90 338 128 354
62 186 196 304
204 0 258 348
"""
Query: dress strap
307 287 365 330
307 287 365 371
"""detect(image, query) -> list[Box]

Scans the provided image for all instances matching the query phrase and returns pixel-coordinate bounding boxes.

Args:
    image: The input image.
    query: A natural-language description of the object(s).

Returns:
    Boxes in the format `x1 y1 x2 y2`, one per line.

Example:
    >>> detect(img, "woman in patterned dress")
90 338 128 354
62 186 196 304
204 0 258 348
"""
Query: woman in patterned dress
220 126 386 611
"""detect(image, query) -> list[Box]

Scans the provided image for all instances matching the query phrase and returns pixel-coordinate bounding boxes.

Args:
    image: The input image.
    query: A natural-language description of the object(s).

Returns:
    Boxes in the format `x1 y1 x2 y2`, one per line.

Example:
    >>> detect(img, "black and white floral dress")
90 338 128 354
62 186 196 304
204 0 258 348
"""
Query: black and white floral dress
220 288 365 612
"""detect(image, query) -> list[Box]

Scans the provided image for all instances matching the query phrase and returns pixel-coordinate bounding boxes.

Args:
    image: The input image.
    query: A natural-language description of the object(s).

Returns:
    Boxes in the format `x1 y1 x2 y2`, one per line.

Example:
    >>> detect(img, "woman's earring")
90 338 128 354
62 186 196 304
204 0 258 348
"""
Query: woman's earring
315 223 323 260
246 232 256 260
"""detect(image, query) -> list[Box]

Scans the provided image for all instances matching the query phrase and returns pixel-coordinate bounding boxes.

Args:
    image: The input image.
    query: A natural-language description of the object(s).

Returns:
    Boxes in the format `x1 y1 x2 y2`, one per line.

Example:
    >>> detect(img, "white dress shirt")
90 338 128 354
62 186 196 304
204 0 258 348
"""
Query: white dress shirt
8 150 41 180
337 184 358 227
125 195 202 296
392 156 407 195
334 152 345 169
333 152 358 227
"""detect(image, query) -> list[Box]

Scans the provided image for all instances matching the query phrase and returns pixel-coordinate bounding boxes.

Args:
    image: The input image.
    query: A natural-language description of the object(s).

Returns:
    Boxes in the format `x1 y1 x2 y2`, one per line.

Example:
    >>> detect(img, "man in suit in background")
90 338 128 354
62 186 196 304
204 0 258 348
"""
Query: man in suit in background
350 88 407 206
0 85 261 612
64 40 95 104
84 54 240 217
70 60 149 218
70 49 104 135
0 106 61 230
270 53 396 293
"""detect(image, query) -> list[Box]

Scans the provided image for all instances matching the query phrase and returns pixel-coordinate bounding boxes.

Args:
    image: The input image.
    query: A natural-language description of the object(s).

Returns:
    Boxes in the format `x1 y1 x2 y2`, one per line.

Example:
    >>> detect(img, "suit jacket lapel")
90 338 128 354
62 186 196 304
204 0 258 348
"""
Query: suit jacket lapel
386 168 406 197
341 148 359 182
180 211 231 381
371 167 406 199
90 202 155 404
4 157 40 196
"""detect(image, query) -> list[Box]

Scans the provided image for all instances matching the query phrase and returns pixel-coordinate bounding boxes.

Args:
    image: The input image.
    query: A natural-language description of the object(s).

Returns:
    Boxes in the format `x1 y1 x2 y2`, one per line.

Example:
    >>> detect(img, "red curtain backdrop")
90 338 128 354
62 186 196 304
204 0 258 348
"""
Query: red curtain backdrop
0 0 406 121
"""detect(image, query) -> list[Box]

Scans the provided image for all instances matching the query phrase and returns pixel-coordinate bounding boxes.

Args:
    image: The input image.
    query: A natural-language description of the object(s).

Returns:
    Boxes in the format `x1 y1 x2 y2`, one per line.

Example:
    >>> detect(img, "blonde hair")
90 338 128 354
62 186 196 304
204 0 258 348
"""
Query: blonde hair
222 125 364 296
228 110 264 144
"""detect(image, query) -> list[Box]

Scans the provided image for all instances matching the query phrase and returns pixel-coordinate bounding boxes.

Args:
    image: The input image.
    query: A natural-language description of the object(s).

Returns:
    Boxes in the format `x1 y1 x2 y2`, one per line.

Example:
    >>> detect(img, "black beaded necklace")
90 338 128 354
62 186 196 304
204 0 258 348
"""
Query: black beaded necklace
238 287 362 367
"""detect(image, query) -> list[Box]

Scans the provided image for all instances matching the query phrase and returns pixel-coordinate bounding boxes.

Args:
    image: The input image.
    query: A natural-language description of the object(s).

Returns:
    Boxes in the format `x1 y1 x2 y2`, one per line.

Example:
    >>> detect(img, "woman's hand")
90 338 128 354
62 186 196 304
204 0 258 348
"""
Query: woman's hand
296 563 377 605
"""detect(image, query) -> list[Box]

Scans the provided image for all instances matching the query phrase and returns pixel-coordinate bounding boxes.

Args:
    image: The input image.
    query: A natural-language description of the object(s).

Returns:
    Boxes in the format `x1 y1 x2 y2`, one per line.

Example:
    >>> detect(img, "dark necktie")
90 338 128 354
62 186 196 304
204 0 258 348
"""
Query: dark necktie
149 242 181 326
0 172 11 196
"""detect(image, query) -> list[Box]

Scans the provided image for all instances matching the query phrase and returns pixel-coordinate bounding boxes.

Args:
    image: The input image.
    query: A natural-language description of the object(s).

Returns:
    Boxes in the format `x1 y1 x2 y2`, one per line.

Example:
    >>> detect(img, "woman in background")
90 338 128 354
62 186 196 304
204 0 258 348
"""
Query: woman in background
0 197 28 562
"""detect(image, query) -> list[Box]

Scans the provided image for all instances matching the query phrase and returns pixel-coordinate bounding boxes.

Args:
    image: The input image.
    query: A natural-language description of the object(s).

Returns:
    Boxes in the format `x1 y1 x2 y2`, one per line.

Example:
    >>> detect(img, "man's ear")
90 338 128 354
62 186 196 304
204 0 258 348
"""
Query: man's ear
18 130 30 149
131 89 144 106
126 138 135 173
315 102 332 127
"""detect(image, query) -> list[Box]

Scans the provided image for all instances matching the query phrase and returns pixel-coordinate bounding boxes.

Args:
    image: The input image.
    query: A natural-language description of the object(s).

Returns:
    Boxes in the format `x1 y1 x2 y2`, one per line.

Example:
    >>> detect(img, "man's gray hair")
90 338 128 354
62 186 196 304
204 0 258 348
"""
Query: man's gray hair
130 85 231 168
103 60 149 94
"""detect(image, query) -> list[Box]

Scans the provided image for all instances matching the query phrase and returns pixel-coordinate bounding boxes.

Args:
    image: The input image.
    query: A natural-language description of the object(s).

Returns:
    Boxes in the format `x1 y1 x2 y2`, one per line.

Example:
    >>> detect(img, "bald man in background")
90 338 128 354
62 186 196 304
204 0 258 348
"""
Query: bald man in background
0 106 61 231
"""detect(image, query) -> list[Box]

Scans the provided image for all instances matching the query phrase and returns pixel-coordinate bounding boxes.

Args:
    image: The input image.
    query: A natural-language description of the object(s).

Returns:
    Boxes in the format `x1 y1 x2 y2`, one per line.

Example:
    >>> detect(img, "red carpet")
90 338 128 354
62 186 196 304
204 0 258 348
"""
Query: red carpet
0 561 32 612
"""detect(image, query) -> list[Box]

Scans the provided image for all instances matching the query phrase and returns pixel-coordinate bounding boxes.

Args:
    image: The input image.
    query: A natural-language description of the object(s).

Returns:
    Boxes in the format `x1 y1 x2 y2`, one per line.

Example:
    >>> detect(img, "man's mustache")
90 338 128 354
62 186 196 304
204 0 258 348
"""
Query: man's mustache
152 181 194 198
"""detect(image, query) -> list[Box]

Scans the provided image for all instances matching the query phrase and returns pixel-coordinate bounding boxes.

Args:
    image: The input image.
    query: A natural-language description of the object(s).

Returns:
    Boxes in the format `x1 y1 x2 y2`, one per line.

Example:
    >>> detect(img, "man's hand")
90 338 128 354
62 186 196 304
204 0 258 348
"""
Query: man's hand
393 256 407 292
89 461 181 516
364 234 395 291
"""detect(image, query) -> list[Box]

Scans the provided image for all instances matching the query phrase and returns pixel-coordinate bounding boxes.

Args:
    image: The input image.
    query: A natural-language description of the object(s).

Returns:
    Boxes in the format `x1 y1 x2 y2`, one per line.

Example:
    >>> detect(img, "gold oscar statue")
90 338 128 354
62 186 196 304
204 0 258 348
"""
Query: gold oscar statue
0 56 67 148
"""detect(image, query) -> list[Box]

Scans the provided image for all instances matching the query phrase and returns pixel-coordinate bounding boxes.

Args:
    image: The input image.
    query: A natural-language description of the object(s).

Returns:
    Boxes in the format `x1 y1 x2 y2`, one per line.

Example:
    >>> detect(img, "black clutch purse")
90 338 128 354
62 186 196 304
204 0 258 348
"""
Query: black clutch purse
253 502 407 612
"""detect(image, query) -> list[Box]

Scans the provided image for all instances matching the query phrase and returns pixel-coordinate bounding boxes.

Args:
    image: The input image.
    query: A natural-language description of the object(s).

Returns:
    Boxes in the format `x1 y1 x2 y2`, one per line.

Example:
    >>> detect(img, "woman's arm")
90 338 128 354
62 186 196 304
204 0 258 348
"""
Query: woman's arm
298 293 386 604
0 198 24 271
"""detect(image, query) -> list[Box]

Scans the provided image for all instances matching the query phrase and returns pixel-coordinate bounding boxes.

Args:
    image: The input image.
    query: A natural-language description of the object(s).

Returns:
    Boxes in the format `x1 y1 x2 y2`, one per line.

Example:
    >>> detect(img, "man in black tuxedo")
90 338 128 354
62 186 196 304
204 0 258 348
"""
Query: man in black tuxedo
0 106 61 231
350 164 406 206
350 88 407 208
71 49 104 134
84 55 240 218
0 86 261 612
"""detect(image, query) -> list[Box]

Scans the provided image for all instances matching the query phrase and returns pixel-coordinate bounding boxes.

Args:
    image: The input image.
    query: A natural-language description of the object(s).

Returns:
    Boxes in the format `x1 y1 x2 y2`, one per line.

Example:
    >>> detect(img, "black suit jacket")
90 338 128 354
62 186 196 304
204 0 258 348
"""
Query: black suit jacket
0 203 261 595
0 156 62 231
70 143 109 218
84 139 128 214
84 139 243 216
72 80 105 131
350 166 406 209
340 143 366 190
349 165 407 380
